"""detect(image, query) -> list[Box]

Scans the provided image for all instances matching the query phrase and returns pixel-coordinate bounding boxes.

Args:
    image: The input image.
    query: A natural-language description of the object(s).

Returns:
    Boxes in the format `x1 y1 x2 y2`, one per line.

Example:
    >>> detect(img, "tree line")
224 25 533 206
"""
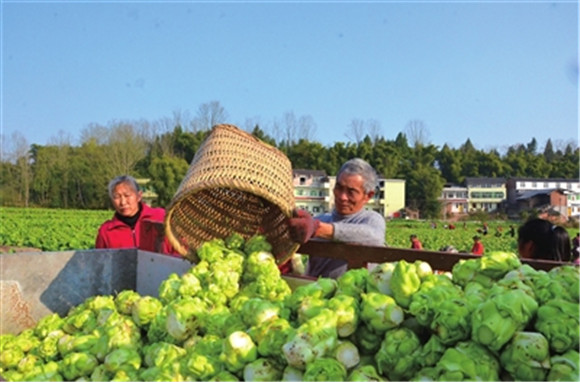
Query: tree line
2 102 578 219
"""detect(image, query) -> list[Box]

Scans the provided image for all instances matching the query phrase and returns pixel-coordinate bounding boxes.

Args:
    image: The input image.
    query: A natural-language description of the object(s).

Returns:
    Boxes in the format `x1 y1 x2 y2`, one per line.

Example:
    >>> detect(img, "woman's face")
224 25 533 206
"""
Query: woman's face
333 173 373 215
112 182 142 217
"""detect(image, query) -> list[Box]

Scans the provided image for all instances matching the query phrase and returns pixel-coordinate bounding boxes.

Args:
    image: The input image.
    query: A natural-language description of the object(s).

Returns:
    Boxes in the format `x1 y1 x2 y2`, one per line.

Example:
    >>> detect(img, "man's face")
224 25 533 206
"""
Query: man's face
112 182 142 217
333 173 374 215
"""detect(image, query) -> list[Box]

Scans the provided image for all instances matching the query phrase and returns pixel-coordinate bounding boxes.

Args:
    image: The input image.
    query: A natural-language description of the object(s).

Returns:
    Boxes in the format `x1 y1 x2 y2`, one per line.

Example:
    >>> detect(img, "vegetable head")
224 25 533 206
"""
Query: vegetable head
143 341 186 368
243 357 284 381
165 297 206 342
471 287 538 352
375 327 422 381
366 261 396 296
103 347 142 373
60 351 99 380
282 309 338 370
131 295 163 328
534 298 580 353
34 313 64 339
347 364 385 381
334 340 361 370
181 350 223 380
430 297 471 345
360 292 404 333
243 235 273 256
500 331 551 381
114 289 141 315
547 349 580 381
303 357 347 381
327 293 360 338
480 251 521 279
336 268 369 300
390 260 422 308
219 330 258 374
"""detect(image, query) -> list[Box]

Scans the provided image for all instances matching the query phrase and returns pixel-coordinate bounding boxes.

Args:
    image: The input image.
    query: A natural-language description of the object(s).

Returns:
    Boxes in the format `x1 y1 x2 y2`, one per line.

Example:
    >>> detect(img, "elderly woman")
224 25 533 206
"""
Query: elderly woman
95 175 174 254
288 158 386 278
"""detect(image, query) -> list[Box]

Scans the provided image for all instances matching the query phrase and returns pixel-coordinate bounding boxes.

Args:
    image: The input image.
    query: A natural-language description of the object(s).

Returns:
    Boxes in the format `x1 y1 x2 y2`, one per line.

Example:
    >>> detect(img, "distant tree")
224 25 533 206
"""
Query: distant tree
149 114 184 156
30 145 66 207
148 155 189 207
526 138 538 155
436 144 463 184
286 139 328 170
103 121 149 177
550 145 580 178
477 150 507 178
345 118 365 144
249 125 276 147
190 101 229 132
274 111 317 149
366 119 382 144
405 120 430 147
70 140 110 209
6 131 32 207
459 138 476 154
543 139 555 163
402 144 445 218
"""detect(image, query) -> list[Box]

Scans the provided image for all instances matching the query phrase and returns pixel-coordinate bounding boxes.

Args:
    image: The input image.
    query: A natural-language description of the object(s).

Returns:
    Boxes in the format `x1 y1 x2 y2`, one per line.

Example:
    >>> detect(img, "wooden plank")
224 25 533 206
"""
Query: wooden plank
142 220 570 272
297 240 568 272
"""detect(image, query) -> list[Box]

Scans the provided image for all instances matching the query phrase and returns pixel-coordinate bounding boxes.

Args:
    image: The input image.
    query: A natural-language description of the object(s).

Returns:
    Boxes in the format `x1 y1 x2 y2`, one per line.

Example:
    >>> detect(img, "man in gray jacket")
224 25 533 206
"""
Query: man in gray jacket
288 158 386 278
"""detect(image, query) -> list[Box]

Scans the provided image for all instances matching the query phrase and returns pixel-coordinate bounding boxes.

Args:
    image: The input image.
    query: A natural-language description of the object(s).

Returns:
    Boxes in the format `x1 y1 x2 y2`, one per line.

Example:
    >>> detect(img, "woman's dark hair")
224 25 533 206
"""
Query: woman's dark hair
517 218 570 261
552 226 571 262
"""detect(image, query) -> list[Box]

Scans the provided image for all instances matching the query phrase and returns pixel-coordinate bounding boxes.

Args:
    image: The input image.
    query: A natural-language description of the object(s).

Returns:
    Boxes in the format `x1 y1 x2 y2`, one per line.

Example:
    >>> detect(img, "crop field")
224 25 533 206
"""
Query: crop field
385 219 520 253
0 207 534 254
0 207 112 252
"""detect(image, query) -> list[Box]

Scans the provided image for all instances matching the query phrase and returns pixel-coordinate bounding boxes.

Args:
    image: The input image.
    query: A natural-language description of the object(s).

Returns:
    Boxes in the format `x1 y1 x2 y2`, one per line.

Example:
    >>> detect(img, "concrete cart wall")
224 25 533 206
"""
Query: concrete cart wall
0 249 192 335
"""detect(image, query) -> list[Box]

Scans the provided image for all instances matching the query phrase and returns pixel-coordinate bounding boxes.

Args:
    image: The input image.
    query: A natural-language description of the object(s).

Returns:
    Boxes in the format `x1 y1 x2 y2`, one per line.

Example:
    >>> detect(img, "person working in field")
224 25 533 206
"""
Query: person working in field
287 158 386 278
410 234 423 250
517 218 571 262
471 235 484 255
95 175 177 255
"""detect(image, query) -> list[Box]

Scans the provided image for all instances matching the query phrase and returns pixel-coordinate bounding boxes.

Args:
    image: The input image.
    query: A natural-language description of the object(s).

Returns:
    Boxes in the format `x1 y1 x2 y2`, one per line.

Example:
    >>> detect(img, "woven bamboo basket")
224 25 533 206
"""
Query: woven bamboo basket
165 124 299 265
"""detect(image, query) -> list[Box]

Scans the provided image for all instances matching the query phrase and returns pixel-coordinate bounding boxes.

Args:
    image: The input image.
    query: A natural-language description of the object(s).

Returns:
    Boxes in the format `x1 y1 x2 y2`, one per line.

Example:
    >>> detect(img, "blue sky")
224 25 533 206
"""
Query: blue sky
2 1 578 153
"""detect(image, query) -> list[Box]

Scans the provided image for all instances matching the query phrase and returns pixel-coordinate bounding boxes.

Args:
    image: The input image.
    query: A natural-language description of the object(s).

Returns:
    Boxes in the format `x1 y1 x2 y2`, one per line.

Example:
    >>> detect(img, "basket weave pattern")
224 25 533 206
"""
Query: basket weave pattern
165 124 298 264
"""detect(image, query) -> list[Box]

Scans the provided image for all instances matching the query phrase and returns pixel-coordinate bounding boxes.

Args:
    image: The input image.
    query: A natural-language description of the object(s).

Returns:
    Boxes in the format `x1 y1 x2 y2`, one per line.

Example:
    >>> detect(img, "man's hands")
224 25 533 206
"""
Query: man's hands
288 209 320 244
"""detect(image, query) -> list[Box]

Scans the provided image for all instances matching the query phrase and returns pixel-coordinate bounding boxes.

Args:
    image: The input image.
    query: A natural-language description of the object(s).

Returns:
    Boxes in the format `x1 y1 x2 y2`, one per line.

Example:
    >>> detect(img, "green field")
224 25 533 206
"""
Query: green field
0 207 112 251
385 219 519 253
0 207 573 255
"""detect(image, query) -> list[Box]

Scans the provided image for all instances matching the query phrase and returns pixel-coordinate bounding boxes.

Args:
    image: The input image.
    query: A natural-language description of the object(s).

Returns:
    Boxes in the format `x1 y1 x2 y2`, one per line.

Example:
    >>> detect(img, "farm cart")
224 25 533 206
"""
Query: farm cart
0 223 566 336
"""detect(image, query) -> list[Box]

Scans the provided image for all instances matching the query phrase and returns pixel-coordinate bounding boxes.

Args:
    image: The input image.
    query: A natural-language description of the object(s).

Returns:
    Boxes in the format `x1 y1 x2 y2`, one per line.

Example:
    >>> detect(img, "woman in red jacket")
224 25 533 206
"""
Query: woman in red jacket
95 175 176 255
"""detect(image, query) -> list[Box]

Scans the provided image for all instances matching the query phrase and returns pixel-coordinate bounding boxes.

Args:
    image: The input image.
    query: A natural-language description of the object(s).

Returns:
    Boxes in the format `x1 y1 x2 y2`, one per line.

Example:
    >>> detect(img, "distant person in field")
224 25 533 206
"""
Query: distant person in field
517 218 571 262
440 245 458 253
471 235 484 255
287 158 386 278
508 224 516 237
410 234 423 250
95 175 177 255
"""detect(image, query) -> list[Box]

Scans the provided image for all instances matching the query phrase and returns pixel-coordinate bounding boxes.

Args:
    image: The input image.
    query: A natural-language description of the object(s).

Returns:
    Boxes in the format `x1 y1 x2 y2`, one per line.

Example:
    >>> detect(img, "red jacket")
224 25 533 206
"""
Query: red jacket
95 203 176 255
471 241 484 255
411 239 423 250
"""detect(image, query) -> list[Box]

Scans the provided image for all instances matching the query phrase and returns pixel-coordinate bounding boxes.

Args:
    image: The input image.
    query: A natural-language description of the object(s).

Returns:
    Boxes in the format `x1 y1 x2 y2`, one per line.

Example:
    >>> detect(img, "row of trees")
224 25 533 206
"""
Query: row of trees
2 102 578 218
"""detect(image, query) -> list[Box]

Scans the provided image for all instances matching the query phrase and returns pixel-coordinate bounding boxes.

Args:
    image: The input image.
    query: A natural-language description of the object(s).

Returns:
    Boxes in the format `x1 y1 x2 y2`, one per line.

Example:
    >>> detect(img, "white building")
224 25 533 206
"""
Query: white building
506 177 580 218
439 184 469 217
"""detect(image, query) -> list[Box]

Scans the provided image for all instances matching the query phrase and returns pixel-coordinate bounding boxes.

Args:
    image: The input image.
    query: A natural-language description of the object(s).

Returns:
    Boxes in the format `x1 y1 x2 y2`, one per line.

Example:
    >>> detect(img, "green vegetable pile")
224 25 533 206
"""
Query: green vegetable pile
1 239 579 381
